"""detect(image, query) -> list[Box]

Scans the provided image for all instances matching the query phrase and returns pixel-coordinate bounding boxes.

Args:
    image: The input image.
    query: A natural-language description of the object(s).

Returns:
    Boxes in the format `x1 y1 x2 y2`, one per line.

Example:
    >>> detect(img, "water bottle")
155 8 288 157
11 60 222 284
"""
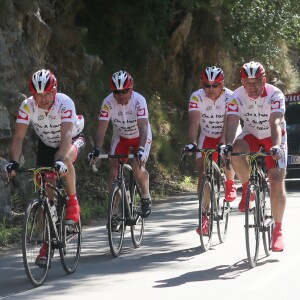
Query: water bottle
126 190 131 203
49 201 58 223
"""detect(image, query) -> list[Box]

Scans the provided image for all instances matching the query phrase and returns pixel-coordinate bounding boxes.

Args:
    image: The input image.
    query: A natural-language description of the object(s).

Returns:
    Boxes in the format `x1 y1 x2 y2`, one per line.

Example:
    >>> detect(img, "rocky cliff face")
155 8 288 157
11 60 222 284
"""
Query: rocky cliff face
0 0 102 220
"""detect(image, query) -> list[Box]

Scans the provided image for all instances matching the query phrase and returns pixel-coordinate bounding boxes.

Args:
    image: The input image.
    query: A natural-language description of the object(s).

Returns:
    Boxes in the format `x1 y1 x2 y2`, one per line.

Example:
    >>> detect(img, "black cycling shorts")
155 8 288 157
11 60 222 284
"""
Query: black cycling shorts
36 134 86 167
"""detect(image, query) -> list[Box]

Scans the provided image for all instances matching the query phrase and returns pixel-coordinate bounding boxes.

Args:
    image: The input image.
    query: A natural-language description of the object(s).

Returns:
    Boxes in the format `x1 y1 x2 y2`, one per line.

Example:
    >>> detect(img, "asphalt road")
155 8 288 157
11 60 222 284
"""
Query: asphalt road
0 180 299 300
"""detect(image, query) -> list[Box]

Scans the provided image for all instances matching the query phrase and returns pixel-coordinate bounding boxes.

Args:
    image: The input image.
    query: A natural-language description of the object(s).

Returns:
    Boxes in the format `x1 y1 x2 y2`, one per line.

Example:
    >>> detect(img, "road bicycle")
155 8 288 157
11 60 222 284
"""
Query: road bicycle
18 167 81 286
230 151 274 268
96 153 144 257
181 148 230 252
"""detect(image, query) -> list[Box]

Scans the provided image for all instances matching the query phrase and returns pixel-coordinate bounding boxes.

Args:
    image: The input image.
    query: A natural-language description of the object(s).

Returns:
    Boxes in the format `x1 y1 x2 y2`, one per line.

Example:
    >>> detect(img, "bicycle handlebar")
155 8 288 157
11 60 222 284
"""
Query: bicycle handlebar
229 152 272 157
98 154 136 159
90 153 137 172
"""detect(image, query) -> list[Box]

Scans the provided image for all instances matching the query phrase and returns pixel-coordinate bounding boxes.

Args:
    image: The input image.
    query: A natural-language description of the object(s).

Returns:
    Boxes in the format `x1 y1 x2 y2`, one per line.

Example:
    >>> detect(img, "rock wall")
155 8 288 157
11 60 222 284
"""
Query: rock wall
0 0 102 220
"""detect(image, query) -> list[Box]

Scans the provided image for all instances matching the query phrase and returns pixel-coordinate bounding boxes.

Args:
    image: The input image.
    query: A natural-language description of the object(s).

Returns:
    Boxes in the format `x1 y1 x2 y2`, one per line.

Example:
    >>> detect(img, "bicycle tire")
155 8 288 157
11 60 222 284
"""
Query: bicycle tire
129 175 145 248
245 185 260 268
22 199 51 287
260 174 273 256
108 181 125 257
212 163 229 243
198 177 213 252
59 197 82 274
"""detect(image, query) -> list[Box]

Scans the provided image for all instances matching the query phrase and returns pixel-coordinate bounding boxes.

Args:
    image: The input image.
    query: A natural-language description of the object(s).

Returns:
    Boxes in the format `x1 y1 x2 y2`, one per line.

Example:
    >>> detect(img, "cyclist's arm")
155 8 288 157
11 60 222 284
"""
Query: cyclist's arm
9 123 28 162
269 111 284 146
137 118 148 147
188 110 200 143
94 119 109 150
56 122 73 160
219 113 227 144
225 114 240 144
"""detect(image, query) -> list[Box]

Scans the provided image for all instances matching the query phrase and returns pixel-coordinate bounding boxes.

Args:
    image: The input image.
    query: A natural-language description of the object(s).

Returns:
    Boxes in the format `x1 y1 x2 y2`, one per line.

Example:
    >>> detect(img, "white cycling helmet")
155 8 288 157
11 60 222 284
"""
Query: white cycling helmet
110 70 133 91
29 69 57 94
240 61 266 78
201 66 224 83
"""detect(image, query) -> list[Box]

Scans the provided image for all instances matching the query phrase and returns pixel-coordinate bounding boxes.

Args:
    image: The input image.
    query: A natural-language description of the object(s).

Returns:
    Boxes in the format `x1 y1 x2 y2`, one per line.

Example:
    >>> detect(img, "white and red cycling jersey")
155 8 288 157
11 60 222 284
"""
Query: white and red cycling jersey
98 91 152 139
16 93 84 148
227 83 286 140
188 87 233 138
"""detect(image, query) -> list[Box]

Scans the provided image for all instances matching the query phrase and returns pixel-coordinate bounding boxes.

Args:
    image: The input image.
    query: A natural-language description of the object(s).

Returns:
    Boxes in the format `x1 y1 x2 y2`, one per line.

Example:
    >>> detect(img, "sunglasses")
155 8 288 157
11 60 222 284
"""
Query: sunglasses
34 92 54 101
113 89 130 95
203 84 221 89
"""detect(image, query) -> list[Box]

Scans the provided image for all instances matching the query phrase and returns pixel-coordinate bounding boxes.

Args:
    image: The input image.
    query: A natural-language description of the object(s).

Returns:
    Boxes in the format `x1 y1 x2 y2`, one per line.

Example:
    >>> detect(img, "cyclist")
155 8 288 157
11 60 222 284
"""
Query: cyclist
224 61 287 252
184 66 240 235
89 70 152 218
6 69 85 264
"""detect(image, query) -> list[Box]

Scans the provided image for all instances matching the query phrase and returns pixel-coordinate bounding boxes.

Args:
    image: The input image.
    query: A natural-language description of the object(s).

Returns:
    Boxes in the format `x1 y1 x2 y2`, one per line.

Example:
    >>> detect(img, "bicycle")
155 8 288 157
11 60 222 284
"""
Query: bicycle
94 153 144 257
181 148 230 252
17 167 81 286
230 151 274 268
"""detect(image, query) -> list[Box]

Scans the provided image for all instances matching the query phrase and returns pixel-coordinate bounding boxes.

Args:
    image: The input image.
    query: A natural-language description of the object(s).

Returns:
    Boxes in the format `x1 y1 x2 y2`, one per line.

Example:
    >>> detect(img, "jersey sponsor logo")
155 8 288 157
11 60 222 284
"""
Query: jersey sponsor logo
38 115 45 121
23 104 30 114
17 109 29 121
192 96 199 102
271 100 280 110
189 102 198 109
100 110 108 118
206 106 212 111
103 104 110 111
62 109 72 119
228 103 238 112
137 108 146 116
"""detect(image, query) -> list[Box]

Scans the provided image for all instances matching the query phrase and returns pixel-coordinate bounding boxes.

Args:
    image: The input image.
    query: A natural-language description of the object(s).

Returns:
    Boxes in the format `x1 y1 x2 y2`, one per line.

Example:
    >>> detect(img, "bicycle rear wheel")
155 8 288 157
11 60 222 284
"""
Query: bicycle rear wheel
245 185 260 268
22 199 51 287
129 178 145 248
198 177 213 252
213 164 229 243
59 197 82 274
108 181 125 257
261 175 273 256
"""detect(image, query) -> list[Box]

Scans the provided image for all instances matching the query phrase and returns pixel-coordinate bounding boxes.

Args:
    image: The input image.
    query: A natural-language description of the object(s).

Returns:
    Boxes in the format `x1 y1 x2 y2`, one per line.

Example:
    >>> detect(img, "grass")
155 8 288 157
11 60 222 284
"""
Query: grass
0 220 22 248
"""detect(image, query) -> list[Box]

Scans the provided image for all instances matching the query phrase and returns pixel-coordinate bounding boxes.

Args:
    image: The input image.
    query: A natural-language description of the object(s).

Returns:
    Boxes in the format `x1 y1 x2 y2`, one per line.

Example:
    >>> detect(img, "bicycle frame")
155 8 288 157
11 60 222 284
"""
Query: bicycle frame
230 151 274 267
23 167 67 248
99 152 144 257
181 147 229 250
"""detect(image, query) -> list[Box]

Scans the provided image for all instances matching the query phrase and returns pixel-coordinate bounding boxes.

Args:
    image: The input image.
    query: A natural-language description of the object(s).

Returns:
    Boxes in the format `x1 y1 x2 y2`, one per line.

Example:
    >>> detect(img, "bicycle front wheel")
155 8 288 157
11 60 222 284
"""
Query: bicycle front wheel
108 181 125 257
59 198 82 274
261 176 273 256
22 199 51 287
130 178 145 248
213 164 229 243
245 185 260 268
198 177 213 252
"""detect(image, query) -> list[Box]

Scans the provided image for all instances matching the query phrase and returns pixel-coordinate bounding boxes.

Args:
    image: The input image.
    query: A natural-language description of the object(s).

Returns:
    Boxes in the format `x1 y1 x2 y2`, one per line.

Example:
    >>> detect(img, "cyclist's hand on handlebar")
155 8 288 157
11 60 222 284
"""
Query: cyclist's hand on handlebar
54 160 68 175
88 147 100 164
222 144 233 157
184 142 197 153
218 143 226 156
136 146 147 164
5 160 19 178
270 145 284 160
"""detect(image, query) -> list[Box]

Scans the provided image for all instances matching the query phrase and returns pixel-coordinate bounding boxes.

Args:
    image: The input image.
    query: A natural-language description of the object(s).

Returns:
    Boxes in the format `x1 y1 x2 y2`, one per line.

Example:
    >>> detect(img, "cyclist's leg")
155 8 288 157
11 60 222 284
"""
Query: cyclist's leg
263 136 286 252
35 141 56 261
131 135 152 218
231 134 256 211
36 140 57 200
62 135 86 224
268 166 286 252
